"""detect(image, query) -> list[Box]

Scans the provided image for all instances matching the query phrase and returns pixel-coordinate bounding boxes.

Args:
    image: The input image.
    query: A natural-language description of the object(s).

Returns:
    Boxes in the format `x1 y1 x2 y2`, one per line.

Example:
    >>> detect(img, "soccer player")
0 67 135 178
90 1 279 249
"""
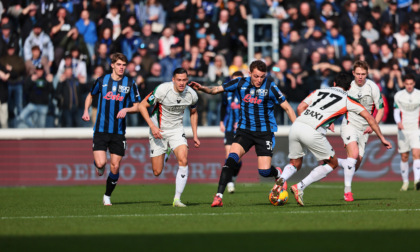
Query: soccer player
189 60 297 207
272 72 392 206
82 53 141 206
393 74 420 191
338 60 384 202
139 68 200 207
220 71 243 193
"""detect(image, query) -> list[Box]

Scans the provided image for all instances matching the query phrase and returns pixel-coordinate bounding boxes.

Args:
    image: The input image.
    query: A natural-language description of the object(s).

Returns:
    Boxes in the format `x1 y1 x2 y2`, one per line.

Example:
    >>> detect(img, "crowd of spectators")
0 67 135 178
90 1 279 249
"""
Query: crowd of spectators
0 0 419 129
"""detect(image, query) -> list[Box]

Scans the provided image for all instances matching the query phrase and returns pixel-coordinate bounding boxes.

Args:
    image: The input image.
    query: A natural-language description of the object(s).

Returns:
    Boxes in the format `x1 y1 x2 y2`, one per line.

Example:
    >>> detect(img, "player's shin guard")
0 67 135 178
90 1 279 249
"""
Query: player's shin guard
175 165 188 199
298 164 333 190
105 172 119 196
401 161 409 183
343 158 357 193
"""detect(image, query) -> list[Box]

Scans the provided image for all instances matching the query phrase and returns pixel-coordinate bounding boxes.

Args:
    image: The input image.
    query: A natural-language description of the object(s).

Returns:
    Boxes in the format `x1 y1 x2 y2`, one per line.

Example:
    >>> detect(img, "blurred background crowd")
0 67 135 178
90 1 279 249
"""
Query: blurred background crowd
0 0 419 129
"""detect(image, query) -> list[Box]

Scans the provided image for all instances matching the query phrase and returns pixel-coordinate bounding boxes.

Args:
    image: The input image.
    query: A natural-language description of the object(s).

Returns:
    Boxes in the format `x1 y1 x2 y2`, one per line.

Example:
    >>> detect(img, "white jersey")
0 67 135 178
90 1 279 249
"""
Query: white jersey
394 88 420 131
342 79 383 130
296 87 366 134
147 82 198 130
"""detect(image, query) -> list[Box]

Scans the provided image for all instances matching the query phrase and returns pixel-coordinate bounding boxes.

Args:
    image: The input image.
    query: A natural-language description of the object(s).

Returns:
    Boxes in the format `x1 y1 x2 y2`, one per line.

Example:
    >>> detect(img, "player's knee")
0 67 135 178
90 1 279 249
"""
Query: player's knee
95 160 106 169
258 168 271 177
153 170 162 176
401 154 409 162
177 157 188 166
110 162 120 171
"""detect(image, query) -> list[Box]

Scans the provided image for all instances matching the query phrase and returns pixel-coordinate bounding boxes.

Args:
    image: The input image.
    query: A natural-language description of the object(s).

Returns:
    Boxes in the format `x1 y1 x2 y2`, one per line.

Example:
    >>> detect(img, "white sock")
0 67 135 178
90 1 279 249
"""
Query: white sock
298 164 334 191
401 161 409 183
216 193 223 198
338 158 345 169
413 159 420 182
344 158 357 193
174 165 188 199
280 164 297 181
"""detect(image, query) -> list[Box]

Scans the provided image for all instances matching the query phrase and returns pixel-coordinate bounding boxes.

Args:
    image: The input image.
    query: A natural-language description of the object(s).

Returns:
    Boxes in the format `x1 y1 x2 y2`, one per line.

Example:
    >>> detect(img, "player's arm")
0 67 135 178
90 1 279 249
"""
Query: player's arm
190 107 200 148
189 81 225 95
393 107 403 130
82 93 93 121
297 101 309 116
280 100 296 123
359 110 392 149
139 94 163 139
116 102 140 119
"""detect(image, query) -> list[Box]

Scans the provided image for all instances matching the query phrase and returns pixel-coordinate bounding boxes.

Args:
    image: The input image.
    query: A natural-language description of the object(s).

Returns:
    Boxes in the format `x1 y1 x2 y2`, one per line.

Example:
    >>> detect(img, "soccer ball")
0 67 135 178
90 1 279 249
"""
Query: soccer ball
268 189 289 206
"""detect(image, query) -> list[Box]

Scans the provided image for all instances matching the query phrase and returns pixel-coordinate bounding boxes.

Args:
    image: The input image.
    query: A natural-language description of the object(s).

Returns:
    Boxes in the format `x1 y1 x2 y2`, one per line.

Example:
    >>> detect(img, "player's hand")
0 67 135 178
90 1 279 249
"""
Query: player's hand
193 136 200 148
363 126 373 134
116 108 127 119
382 138 392 149
188 81 201 91
328 123 335 132
151 126 163 139
220 121 225 132
397 122 404 130
82 111 90 121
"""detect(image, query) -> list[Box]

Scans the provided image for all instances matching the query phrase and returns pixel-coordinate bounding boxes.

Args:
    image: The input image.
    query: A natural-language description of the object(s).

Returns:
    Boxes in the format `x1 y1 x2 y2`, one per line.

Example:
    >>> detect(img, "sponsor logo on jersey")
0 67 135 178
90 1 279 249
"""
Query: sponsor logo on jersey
103 91 124 101
148 95 155 102
256 89 268 96
118 86 131 93
242 94 262 104
168 105 185 112
177 98 181 103
303 109 323 120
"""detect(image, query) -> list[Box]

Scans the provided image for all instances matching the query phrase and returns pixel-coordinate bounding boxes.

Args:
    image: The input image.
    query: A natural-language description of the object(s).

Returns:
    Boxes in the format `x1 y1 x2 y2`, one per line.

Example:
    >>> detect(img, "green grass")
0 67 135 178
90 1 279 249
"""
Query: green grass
1 182 419 251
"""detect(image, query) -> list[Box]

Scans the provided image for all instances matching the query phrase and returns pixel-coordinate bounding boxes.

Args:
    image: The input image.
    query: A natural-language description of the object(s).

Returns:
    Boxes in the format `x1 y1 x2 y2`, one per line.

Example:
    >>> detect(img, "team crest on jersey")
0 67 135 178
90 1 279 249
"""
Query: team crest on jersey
112 86 117 92
118 86 130 93
256 89 268 96
250 89 255 96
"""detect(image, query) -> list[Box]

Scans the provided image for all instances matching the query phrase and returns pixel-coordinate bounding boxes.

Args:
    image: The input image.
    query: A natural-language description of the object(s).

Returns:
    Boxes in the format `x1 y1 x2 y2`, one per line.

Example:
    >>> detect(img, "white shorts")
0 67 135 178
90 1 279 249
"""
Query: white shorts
397 129 420 153
149 127 188 157
340 123 369 157
288 121 335 161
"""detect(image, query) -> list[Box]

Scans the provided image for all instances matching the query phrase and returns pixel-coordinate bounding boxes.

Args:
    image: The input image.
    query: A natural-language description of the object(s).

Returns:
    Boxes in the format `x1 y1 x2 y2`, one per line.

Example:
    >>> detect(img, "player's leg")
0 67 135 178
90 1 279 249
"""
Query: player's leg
225 143 236 193
400 152 410 191
412 149 420 190
149 131 168 176
342 141 359 201
172 144 189 207
92 133 109 176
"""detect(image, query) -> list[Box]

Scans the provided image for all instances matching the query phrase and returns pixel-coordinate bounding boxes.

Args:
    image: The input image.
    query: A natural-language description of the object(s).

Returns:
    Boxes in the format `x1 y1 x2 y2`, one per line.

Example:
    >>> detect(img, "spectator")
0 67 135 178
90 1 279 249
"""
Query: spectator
208 54 229 84
56 66 89 127
411 21 420 50
393 23 410 48
380 43 394 65
385 60 404 108
139 24 160 60
166 0 189 24
59 28 90 67
88 65 104 126
160 44 182 82
138 0 166 29
361 19 380 45
0 22 19 56
124 14 142 36
394 47 410 71
50 7 74 65
408 0 420 29
93 43 111 73
326 25 347 59
120 26 142 62
17 66 53 128
0 66 9 128
319 1 338 26
187 45 206 77
131 53 147 77
349 24 369 53
75 9 97 61
228 55 248 76
97 27 117 54
325 45 339 65
0 42 25 127
145 62 164 95
158 26 179 59
104 3 122 41
57 49 87 85
23 23 54 71
89 0 108 27
289 30 308 67
306 26 329 55
365 42 382 70
185 6 213 52
279 21 291 48
380 0 408 33
25 45 50 76
339 0 366 42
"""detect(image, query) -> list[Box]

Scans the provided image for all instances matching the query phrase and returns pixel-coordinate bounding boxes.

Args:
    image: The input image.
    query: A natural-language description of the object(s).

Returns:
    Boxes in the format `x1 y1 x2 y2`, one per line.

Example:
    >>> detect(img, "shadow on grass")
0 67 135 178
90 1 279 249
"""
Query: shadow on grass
2 230 420 252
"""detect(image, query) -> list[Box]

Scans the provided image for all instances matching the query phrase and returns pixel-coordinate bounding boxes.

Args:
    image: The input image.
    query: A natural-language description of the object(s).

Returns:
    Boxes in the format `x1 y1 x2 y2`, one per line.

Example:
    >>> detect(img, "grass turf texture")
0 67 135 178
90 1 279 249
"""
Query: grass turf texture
1 182 419 251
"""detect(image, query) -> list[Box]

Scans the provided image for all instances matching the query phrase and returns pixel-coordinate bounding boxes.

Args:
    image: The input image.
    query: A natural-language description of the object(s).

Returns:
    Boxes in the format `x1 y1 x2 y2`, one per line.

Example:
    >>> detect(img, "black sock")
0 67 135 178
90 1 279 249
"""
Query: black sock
105 176 118 196
269 166 279 179
218 165 234 194
233 161 242 177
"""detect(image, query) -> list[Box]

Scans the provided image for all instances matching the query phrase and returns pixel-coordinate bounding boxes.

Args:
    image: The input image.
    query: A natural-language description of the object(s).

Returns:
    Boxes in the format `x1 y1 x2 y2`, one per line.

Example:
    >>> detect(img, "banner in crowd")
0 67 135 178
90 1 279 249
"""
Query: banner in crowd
0 136 405 187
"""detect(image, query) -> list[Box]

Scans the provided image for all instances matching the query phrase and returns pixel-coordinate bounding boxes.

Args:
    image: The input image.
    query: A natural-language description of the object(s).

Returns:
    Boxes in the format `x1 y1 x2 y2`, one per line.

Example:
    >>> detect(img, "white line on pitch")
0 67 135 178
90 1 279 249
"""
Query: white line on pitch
1 208 420 220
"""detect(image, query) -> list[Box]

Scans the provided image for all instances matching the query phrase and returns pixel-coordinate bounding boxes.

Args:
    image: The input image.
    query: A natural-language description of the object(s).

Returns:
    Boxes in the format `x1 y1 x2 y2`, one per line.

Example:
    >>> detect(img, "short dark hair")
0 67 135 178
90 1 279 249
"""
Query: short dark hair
111 53 128 64
249 60 267 73
232 71 244 78
403 73 416 82
172 67 188 77
334 72 353 91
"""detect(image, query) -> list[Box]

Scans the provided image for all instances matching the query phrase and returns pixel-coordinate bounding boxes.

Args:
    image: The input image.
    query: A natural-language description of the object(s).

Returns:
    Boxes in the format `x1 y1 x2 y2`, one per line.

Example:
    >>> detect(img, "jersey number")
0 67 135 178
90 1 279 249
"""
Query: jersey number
310 91 342 110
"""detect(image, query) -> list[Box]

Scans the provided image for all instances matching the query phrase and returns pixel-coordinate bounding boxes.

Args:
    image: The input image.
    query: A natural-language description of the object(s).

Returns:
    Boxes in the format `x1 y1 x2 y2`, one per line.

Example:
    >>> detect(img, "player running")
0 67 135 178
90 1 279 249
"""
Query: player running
139 68 200 207
272 72 392 206
220 71 243 193
337 60 385 202
82 53 141 206
190 60 297 207
393 74 420 191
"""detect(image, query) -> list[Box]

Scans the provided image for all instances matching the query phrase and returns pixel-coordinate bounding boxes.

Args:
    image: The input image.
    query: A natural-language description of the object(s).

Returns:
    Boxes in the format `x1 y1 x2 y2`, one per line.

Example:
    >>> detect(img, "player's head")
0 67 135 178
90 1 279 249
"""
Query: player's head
249 60 267 88
403 73 416 93
333 72 353 91
231 71 244 80
110 53 128 77
172 68 189 93
352 60 369 86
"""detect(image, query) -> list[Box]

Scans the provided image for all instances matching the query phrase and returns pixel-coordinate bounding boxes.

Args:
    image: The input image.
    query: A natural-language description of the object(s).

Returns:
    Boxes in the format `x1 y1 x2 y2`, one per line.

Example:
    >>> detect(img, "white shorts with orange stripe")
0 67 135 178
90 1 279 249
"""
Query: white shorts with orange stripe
149 127 188 157
340 123 369 157
288 121 335 161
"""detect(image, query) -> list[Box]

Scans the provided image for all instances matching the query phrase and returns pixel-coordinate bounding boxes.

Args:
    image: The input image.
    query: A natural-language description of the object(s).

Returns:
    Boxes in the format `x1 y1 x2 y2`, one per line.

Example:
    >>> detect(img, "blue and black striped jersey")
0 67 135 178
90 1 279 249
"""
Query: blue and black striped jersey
90 74 141 135
222 76 286 132
220 91 240 133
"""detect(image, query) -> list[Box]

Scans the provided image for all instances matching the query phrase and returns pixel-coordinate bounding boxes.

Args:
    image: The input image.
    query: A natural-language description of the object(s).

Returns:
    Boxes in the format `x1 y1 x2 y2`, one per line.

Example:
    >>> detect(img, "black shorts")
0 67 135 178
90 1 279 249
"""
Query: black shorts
224 131 235 146
93 132 127 156
233 129 275 157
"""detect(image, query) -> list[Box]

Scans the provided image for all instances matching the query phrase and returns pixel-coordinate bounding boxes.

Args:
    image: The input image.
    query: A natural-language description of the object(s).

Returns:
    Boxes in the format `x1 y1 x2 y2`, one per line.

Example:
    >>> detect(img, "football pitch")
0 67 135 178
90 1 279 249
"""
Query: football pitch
1 182 419 251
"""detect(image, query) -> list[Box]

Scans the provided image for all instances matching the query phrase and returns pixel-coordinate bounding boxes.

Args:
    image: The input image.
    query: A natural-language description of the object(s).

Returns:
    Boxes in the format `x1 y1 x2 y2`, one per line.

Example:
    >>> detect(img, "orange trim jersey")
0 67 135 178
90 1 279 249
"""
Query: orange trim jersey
296 87 366 133
147 82 198 130
343 79 383 130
